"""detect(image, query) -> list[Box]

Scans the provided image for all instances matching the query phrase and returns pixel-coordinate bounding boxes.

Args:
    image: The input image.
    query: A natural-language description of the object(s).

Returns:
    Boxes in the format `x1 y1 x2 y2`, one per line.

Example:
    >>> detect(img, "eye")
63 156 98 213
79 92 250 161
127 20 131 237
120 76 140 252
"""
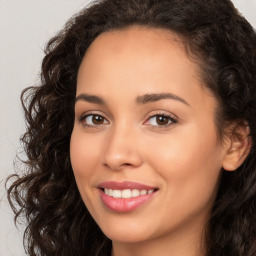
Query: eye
79 114 109 127
146 114 177 128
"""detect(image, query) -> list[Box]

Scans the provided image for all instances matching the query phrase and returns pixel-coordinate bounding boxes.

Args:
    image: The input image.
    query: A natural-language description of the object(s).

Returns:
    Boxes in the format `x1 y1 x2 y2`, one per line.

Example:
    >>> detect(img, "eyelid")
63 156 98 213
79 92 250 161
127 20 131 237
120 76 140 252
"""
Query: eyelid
76 110 178 129
78 111 110 127
143 111 178 128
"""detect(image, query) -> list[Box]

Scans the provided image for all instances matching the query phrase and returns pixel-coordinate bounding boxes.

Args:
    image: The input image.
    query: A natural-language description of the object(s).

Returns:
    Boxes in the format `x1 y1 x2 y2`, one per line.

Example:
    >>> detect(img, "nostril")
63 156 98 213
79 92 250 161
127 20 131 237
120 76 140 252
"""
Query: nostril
102 151 143 171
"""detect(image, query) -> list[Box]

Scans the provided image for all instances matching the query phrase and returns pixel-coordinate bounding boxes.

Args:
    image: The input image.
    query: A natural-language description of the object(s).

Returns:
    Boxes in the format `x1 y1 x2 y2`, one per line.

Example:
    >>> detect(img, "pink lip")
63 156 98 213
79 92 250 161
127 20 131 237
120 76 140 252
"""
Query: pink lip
98 181 158 213
98 181 156 190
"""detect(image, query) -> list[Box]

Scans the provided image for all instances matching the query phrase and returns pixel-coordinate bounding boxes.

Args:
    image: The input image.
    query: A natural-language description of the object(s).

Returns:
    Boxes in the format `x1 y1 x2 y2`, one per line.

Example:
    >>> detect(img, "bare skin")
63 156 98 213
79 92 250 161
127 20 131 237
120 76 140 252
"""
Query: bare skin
70 26 250 256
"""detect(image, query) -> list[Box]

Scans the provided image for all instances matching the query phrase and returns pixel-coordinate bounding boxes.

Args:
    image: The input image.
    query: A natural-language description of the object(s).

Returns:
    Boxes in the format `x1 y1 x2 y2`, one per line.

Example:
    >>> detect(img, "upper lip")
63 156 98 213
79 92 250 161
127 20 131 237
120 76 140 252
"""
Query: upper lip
98 181 158 190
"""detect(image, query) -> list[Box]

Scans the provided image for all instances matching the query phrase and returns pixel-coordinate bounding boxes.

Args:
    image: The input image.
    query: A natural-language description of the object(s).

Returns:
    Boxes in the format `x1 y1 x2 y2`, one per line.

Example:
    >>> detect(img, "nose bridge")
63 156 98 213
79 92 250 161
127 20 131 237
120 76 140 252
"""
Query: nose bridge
102 121 142 170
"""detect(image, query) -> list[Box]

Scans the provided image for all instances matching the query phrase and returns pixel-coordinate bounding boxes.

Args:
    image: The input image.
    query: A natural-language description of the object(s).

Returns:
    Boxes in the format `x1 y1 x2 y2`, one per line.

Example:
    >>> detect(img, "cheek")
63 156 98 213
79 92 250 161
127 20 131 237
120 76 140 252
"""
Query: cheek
70 133 86 177
70 130 106 220
145 122 223 201
70 130 100 193
70 129 100 171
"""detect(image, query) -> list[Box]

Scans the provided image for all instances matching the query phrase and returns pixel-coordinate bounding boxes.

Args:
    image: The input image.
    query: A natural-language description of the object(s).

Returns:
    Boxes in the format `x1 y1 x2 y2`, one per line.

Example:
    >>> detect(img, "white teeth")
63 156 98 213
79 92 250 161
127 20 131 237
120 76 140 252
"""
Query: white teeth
122 189 132 198
131 189 140 197
112 190 122 198
140 189 147 195
104 188 155 198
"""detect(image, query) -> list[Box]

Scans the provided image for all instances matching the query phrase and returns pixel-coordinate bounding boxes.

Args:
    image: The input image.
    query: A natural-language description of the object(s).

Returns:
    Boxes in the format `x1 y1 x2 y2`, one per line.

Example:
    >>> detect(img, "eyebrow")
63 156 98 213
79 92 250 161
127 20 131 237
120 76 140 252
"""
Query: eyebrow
75 92 190 106
75 94 106 105
136 93 190 106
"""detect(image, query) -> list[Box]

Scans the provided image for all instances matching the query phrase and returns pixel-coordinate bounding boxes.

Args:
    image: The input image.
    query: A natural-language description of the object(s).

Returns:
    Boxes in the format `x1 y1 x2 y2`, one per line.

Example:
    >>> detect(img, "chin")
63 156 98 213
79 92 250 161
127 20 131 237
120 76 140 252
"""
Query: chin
99 218 154 243
105 231 150 244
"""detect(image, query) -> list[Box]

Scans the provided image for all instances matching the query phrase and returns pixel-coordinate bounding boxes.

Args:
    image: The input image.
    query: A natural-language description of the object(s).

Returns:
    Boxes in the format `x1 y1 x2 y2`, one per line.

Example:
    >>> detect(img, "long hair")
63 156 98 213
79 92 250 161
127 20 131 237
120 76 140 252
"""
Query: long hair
7 0 256 255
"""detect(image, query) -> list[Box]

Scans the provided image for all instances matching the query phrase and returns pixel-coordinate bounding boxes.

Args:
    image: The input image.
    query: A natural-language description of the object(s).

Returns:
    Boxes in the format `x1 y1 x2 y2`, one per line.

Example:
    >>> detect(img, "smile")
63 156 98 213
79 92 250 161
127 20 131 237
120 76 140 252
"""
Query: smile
98 181 158 212
104 188 154 198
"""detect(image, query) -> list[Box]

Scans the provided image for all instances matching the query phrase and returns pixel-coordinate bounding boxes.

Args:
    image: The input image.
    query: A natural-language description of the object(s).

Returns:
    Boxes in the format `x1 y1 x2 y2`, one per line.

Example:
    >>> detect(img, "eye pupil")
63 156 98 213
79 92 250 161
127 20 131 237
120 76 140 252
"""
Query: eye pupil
93 115 104 124
156 116 169 125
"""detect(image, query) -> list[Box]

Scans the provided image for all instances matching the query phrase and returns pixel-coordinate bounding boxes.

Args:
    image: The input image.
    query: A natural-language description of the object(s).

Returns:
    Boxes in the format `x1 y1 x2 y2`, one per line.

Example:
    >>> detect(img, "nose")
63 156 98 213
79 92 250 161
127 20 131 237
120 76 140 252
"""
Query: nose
102 125 143 171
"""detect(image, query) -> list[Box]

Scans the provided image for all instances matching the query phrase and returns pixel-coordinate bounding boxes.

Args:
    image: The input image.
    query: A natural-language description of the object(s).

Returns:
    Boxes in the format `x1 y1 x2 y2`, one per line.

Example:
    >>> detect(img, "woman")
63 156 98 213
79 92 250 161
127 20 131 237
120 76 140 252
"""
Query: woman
7 0 256 255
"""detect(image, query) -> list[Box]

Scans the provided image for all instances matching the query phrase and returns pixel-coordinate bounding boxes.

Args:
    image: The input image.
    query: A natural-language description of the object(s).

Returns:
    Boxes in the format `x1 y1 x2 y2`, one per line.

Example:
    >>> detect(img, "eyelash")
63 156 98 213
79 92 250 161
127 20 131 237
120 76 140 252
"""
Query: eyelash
145 113 178 128
78 112 108 128
78 112 178 129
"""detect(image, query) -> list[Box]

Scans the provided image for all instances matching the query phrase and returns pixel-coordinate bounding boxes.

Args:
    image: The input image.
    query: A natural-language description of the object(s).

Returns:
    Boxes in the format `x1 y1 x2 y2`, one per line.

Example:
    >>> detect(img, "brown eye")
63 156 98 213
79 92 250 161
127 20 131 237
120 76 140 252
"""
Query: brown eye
156 115 169 125
80 114 108 126
146 114 177 128
92 115 104 124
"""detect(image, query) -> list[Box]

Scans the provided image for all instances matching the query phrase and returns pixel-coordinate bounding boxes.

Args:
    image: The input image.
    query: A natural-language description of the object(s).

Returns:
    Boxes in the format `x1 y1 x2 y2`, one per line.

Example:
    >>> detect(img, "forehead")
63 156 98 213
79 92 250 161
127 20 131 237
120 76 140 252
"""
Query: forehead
82 26 190 70
79 27 197 85
85 26 186 58
77 26 215 110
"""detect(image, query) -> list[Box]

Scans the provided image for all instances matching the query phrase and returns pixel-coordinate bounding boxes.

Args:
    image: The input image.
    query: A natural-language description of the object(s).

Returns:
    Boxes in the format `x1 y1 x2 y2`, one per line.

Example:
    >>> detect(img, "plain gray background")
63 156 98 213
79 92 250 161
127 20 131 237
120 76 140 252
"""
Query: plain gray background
0 1 255 255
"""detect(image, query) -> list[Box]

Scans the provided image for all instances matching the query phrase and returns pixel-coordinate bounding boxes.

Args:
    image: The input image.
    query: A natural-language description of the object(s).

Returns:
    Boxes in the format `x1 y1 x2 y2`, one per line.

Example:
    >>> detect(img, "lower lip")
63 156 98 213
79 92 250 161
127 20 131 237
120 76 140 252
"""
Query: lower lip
99 190 156 213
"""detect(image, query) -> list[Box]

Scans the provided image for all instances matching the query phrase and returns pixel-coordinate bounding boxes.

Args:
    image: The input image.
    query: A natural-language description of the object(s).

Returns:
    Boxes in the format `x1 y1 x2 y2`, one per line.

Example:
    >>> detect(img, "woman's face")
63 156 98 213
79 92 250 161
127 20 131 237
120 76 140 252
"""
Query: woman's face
70 27 227 244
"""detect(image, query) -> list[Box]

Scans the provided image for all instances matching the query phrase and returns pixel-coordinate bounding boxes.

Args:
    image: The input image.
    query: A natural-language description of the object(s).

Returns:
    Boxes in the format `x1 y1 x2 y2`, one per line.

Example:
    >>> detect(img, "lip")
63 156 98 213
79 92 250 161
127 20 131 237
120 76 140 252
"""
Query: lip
98 181 156 190
98 181 158 213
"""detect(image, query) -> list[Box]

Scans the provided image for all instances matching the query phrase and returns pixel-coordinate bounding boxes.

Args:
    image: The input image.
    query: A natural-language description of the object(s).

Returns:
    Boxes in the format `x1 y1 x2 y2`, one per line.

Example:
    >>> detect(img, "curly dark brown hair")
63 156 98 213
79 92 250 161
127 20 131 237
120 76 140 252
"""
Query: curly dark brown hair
6 0 256 255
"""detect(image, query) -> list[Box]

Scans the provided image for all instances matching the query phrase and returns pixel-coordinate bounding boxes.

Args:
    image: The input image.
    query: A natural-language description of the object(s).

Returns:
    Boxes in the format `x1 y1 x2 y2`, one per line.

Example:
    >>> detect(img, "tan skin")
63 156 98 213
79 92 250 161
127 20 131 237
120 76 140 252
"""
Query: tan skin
70 27 250 256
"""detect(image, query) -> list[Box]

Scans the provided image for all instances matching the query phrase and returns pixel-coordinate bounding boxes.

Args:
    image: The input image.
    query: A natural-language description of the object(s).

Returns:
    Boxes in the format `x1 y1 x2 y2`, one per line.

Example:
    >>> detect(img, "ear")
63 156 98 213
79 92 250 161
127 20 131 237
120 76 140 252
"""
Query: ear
222 123 251 171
